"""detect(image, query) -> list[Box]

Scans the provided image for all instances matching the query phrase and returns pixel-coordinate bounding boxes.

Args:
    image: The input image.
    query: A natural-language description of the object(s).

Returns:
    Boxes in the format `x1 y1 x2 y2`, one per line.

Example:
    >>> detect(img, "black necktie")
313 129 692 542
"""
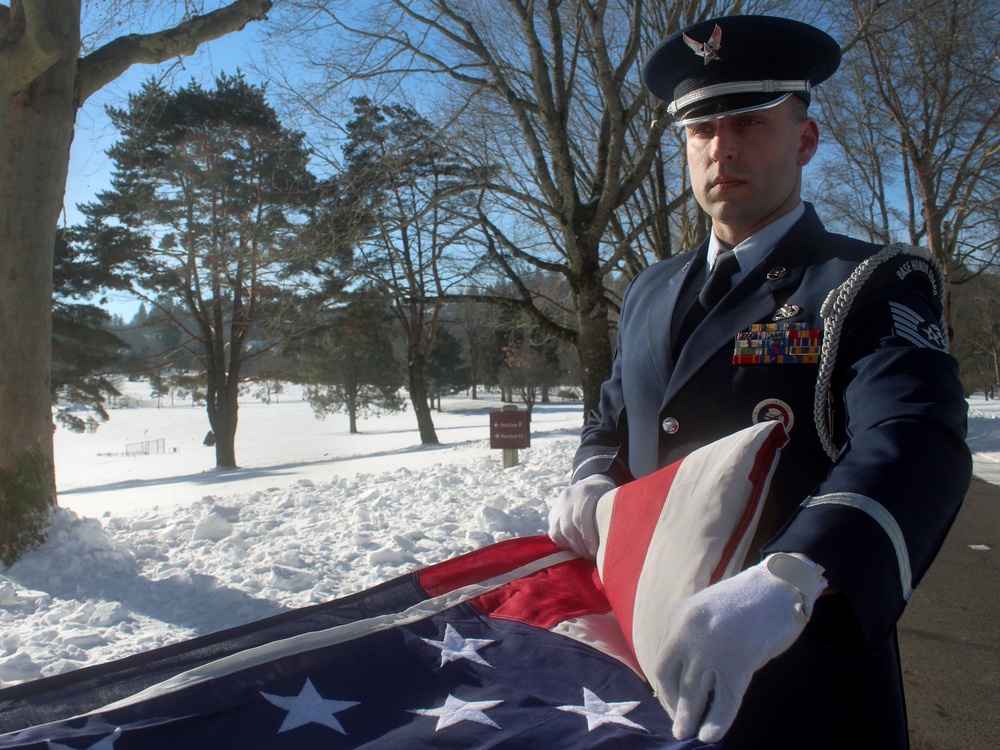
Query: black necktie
676 250 740 352
699 250 741 309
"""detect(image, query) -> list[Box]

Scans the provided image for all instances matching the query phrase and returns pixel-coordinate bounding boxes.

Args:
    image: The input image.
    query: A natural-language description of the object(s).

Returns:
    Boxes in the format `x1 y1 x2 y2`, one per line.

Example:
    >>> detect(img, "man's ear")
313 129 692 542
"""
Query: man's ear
797 118 820 167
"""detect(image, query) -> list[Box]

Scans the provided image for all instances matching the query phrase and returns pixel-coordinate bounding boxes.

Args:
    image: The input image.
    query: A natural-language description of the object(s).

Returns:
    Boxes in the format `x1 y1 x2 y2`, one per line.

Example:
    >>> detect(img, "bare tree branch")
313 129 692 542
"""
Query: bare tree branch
77 0 273 105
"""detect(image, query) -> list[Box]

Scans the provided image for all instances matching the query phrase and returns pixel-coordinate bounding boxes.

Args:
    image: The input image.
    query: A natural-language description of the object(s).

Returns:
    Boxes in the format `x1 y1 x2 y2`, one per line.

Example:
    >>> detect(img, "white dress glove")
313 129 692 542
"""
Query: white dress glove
547 474 616 559
653 554 827 743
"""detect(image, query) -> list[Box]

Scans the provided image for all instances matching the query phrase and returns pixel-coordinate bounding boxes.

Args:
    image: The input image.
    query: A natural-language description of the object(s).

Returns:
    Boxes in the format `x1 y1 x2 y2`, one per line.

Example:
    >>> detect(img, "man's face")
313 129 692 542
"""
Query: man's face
685 99 819 246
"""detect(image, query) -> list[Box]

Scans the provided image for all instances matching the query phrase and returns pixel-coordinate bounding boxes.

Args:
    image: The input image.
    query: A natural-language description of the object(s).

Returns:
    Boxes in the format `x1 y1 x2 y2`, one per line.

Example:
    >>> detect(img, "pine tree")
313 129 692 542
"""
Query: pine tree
73 74 318 467
426 326 470 411
51 229 128 432
327 98 482 444
300 300 405 434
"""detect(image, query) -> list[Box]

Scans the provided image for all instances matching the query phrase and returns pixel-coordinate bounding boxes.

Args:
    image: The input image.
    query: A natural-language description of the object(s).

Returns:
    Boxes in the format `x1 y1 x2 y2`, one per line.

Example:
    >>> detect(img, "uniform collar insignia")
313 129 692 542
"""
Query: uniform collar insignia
683 24 723 64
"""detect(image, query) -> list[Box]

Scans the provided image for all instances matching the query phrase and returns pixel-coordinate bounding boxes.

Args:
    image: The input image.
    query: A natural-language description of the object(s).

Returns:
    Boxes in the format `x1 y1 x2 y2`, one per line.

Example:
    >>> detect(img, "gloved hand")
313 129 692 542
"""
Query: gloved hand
547 474 616 559
653 554 827 743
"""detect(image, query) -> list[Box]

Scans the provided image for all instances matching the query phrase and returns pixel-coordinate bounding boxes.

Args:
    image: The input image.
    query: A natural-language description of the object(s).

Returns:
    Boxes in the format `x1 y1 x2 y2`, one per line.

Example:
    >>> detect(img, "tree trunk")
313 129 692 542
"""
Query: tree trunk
407 351 438 445
213 382 239 468
348 385 359 434
575 272 614 419
204 364 239 468
0 28 79 564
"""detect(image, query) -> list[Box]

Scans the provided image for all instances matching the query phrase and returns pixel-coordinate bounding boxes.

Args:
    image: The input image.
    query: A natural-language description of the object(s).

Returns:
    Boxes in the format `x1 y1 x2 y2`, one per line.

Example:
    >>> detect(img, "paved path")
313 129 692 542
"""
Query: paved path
899 476 999 749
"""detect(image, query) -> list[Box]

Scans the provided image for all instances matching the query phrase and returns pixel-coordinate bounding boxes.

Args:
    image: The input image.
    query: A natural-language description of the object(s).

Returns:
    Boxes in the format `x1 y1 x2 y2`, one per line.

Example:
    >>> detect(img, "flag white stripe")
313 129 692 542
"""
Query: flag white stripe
627 423 776 670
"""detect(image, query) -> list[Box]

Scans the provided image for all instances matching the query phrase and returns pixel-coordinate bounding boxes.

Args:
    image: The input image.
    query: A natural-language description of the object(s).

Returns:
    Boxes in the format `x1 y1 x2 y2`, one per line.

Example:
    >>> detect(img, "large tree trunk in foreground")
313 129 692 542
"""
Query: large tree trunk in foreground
0 5 79 565
0 0 272 565
574 264 614 419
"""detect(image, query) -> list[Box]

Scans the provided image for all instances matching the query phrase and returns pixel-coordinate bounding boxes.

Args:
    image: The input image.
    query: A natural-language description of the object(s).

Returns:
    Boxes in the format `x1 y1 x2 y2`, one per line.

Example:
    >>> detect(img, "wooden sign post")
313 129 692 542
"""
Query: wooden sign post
490 405 530 468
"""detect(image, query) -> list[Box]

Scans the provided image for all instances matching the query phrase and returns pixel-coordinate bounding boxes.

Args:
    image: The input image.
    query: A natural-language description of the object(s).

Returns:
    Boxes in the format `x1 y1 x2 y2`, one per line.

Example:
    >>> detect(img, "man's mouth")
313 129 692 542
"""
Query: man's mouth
710 177 746 195
712 176 745 190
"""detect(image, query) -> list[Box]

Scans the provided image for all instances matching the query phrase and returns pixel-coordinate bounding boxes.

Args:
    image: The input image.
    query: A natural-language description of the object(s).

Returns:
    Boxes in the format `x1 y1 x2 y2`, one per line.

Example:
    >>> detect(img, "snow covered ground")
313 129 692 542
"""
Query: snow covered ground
0 383 996 687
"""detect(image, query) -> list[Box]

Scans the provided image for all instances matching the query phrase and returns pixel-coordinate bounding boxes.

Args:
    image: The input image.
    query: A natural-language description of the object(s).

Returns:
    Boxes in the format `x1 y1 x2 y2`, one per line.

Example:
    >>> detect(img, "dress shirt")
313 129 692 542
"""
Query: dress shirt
705 202 806 279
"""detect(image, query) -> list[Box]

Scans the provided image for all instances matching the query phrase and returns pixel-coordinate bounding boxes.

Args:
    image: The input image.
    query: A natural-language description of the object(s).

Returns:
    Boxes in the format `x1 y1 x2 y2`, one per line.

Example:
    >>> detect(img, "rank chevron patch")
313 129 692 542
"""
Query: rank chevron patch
888 301 947 351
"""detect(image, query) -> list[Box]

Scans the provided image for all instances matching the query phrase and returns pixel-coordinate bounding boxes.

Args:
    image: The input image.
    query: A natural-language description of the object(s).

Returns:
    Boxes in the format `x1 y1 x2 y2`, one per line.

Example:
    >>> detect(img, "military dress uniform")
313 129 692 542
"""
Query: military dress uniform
571 202 971 748
552 15 974 747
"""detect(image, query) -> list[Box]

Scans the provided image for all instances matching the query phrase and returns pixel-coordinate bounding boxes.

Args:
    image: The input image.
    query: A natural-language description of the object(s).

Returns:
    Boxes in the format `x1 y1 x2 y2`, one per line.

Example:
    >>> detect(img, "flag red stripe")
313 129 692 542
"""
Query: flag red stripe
469 558 611 629
418 535 561 597
600 460 682 652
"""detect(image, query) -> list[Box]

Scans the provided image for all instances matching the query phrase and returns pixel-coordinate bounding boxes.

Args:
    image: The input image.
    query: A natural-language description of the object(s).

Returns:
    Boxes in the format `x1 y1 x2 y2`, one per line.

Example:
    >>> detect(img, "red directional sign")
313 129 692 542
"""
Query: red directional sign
490 410 530 449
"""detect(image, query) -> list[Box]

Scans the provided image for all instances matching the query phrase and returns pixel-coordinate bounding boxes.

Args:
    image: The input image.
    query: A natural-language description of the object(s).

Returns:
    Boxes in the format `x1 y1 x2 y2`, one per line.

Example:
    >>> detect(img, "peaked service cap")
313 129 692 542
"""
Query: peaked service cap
642 15 841 125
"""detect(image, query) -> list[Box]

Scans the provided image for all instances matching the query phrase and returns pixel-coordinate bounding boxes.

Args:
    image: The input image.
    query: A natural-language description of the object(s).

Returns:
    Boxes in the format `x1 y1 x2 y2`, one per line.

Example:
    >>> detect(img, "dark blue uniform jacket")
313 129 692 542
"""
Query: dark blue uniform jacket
573 204 971 749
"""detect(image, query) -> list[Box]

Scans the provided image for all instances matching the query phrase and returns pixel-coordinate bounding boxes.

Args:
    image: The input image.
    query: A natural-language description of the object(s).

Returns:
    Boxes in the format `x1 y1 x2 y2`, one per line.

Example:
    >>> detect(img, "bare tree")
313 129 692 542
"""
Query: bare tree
815 0 1000 317
450 294 494 400
332 98 483 444
0 1 272 564
951 271 1000 398
273 0 751 417
498 316 562 416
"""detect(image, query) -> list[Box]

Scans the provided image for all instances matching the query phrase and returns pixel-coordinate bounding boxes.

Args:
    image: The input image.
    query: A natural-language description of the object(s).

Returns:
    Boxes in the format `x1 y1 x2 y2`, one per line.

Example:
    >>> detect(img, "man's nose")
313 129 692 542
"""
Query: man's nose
709 128 737 161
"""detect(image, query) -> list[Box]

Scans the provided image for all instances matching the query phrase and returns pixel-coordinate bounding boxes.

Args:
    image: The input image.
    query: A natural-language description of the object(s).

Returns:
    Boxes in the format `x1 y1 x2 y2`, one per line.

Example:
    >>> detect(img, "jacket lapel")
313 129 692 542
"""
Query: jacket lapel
661 209 823 407
646 243 707 387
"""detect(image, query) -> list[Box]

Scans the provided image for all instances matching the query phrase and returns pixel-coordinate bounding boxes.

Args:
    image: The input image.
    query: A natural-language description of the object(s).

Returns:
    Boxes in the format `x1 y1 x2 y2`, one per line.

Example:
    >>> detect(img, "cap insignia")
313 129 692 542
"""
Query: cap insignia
683 24 722 65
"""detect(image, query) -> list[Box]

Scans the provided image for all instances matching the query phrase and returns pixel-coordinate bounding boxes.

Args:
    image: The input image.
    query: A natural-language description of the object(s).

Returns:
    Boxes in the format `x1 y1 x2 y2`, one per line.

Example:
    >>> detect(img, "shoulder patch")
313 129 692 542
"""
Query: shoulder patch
815 242 949 461
888 301 947 352
893 255 941 298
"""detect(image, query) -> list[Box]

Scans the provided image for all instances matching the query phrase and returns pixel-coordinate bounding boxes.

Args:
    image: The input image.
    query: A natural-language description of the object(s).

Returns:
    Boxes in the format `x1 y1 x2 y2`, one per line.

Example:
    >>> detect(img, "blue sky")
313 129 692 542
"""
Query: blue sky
63 6 835 322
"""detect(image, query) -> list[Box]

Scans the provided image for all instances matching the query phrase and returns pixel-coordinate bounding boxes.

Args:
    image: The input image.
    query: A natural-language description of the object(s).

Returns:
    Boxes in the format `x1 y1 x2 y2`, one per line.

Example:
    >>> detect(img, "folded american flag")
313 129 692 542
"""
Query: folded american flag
0 422 787 748
0 536 712 749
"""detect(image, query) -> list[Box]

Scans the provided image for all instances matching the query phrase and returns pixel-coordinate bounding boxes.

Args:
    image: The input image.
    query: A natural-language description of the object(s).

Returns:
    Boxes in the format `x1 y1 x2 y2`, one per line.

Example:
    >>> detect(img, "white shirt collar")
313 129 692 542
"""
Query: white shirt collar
706 202 805 278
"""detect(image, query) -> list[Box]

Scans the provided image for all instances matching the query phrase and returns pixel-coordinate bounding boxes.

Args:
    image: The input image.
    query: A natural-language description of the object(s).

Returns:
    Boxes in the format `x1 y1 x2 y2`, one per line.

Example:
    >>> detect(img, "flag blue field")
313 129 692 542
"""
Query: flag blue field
0 536 712 749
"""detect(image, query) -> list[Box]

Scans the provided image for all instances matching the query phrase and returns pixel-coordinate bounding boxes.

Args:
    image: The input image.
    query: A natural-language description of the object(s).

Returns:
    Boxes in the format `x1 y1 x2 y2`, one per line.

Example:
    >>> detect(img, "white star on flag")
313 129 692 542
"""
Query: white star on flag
410 694 504 731
421 623 496 667
556 688 647 732
49 727 122 750
260 678 360 734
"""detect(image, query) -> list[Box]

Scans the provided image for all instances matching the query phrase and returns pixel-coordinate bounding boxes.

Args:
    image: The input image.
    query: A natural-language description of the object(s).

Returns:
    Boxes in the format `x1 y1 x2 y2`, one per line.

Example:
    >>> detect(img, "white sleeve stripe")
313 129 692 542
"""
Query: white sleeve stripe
571 453 618 483
803 492 914 600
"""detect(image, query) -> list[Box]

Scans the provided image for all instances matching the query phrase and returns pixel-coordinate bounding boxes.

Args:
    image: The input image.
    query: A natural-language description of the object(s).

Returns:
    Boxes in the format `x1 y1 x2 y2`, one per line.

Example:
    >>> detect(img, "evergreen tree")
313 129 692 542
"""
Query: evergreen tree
426 326 470 411
300 300 405 434
73 74 320 467
51 229 129 432
327 97 483 445
0 0 273 567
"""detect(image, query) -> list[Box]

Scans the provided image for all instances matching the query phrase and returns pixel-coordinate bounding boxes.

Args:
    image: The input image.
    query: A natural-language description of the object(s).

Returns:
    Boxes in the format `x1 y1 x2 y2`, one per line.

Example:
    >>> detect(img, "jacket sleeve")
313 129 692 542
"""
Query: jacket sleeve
765 247 971 650
571 281 637 487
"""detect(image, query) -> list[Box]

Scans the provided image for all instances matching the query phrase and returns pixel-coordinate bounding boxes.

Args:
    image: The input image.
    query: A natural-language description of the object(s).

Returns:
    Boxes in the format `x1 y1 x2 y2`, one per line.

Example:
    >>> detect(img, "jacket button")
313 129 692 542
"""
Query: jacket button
661 417 680 434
